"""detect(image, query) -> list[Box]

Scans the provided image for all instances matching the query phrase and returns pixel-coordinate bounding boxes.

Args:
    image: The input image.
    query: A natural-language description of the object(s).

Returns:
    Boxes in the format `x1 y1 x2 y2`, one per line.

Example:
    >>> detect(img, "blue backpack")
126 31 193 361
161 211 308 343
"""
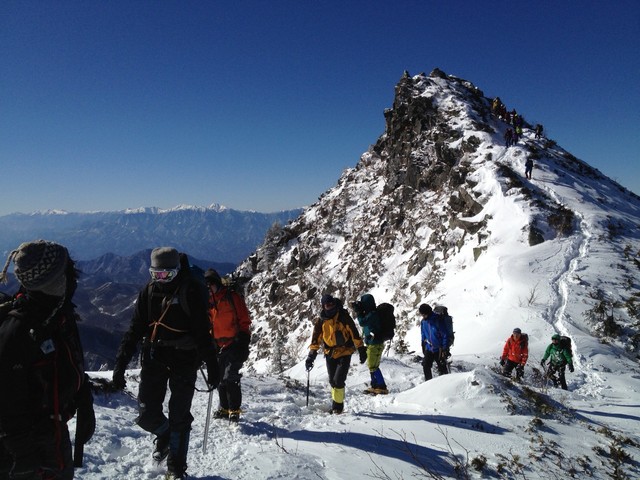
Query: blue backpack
433 305 454 347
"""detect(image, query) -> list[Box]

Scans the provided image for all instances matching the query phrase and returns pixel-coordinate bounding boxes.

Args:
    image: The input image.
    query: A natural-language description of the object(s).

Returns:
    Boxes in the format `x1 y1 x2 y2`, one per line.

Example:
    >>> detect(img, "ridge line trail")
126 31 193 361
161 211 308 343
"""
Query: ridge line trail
500 135 604 394
540 179 606 395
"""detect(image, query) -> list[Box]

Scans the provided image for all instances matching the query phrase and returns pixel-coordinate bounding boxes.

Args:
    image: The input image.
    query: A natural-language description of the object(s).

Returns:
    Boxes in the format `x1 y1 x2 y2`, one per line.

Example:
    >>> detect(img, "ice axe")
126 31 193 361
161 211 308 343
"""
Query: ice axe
306 370 310 407
201 366 215 454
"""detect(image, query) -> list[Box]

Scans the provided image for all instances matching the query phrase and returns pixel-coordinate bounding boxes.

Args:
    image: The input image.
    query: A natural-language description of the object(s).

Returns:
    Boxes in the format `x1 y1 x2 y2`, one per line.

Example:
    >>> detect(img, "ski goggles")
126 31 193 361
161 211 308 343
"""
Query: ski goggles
149 268 179 283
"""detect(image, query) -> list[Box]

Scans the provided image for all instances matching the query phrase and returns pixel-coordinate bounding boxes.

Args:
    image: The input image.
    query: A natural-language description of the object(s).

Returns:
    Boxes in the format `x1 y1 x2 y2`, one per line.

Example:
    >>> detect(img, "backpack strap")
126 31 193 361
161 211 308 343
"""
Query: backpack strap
146 284 188 343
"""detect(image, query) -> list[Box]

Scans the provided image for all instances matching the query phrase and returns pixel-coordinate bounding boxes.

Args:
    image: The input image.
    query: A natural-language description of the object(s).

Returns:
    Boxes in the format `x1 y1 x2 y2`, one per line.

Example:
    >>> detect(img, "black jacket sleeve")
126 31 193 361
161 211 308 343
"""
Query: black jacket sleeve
114 287 149 371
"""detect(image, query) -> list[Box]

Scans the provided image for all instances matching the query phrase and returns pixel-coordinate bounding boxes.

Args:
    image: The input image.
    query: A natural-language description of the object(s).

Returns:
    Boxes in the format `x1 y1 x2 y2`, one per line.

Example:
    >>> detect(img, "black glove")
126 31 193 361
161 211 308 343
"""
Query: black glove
358 346 367 364
75 376 96 445
568 364 574 373
236 331 251 363
499 357 505 366
206 360 219 389
112 365 126 391
540 359 546 367
305 351 317 371
10 451 40 480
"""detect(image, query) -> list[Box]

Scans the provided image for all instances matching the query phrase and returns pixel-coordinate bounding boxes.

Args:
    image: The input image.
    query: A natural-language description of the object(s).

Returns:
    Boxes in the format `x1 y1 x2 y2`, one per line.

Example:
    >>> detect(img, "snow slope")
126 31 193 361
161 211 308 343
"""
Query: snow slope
77 351 640 479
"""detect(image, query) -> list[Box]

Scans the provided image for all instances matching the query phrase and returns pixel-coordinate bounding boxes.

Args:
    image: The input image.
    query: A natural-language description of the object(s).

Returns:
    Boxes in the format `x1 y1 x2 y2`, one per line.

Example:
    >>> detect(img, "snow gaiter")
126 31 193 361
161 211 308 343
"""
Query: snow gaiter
167 430 190 475
331 387 345 413
227 380 242 411
372 368 386 389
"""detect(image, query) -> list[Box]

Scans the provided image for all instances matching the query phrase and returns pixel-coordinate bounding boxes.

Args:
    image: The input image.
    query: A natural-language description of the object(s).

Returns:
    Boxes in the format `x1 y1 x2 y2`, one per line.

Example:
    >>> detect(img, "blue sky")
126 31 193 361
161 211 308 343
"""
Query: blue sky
1 1 638 215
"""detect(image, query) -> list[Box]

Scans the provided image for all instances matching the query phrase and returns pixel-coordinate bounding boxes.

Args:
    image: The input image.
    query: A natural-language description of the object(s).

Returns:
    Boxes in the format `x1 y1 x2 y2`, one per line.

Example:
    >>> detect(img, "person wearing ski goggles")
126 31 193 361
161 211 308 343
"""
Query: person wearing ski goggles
149 267 180 283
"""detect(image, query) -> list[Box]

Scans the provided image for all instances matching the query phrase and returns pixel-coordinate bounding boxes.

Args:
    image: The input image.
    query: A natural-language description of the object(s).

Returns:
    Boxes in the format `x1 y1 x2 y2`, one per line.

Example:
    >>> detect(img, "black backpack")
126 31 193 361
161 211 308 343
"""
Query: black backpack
559 336 572 356
433 305 455 347
375 303 396 341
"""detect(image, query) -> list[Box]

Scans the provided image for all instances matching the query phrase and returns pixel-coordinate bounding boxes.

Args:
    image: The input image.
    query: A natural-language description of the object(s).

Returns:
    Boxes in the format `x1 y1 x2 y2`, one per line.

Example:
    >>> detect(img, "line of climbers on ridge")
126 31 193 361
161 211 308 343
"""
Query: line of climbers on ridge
0 241 577 479
492 97 543 181
492 96 544 148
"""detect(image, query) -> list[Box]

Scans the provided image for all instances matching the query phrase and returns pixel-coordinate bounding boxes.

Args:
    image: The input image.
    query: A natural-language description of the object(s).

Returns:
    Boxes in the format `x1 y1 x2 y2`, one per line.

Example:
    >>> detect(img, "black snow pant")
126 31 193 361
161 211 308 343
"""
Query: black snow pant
325 354 351 390
0 419 73 480
502 360 524 380
422 349 449 381
136 346 198 475
546 363 568 390
217 345 245 412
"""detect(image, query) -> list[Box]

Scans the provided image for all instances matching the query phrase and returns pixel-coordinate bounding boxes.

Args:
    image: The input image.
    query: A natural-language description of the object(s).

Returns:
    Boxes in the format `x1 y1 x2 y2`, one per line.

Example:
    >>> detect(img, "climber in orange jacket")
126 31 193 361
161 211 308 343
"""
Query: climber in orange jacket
205 269 251 423
500 328 529 380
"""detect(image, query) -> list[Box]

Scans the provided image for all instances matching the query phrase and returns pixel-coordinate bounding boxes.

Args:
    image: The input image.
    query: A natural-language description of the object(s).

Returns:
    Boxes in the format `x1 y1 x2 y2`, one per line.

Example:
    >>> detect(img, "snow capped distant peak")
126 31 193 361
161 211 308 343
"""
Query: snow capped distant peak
165 204 206 213
207 203 227 212
122 207 160 214
30 209 70 216
122 204 230 214
120 204 229 215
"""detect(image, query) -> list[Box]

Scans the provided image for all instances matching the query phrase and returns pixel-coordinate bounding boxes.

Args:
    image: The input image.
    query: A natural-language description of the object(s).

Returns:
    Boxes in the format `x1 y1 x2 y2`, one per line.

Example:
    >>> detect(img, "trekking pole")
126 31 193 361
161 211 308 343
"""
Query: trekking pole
306 370 310 407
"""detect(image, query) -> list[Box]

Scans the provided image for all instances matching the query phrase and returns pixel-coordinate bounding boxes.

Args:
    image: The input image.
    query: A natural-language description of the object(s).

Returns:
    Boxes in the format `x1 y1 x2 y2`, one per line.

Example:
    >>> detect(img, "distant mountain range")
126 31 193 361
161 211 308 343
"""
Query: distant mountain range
0 204 301 369
0 204 302 263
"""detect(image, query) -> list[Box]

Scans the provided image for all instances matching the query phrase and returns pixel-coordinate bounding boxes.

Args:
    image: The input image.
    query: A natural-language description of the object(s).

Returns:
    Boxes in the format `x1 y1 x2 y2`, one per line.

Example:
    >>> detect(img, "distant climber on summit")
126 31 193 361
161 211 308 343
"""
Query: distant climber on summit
525 158 534 179
492 97 502 115
535 124 544 139
504 128 513 148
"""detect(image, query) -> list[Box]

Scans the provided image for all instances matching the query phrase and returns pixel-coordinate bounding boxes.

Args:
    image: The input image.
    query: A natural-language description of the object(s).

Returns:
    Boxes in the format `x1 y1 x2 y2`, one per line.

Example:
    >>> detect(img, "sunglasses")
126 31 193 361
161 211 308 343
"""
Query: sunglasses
149 268 179 282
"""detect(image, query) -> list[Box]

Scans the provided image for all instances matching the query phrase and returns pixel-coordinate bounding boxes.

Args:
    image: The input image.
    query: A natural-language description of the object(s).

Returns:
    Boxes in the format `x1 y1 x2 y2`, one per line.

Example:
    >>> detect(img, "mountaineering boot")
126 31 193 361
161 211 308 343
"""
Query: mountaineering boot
213 407 230 419
228 409 241 423
329 400 344 414
363 386 389 395
364 368 388 394
164 472 188 479
152 430 170 462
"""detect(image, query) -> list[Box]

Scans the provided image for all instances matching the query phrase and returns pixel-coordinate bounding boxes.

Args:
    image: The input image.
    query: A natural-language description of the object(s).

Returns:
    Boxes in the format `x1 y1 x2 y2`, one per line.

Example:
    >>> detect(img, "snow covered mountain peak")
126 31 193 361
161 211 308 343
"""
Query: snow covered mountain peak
237 68 640 373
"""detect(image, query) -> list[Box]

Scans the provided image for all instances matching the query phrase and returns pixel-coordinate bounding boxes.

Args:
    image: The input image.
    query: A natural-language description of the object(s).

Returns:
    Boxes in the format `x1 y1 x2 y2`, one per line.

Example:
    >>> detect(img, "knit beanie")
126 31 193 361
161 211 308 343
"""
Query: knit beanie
321 294 335 307
1 240 69 296
150 247 180 269
419 304 432 316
